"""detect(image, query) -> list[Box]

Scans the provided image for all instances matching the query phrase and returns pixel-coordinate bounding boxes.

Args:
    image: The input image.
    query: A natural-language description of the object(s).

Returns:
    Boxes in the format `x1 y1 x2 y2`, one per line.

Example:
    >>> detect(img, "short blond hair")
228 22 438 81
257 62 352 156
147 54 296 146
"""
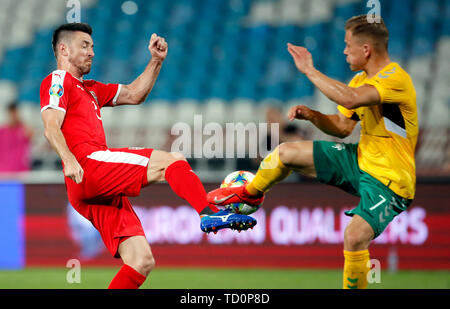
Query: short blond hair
345 15 389 52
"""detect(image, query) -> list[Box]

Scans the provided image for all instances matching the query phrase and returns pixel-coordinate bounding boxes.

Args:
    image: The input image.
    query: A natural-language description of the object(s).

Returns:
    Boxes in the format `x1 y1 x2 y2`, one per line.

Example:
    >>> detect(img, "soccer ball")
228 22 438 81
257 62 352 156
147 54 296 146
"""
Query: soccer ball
220 170 262 215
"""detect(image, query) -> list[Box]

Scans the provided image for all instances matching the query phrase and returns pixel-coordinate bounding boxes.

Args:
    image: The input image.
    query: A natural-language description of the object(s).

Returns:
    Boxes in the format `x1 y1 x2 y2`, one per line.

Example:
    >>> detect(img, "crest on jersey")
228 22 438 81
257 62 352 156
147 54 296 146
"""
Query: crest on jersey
49 84 64 98
332 143 345 151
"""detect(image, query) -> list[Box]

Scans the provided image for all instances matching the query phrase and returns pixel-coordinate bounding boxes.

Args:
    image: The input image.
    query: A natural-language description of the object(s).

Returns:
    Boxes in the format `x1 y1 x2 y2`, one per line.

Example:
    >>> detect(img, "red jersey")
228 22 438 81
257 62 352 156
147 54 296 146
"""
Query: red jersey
40 70 121 161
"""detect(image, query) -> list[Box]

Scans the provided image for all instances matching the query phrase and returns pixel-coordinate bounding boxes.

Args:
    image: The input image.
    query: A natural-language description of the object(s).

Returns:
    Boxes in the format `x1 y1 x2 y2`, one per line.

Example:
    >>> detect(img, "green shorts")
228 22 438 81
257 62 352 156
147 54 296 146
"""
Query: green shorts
313 141 413 238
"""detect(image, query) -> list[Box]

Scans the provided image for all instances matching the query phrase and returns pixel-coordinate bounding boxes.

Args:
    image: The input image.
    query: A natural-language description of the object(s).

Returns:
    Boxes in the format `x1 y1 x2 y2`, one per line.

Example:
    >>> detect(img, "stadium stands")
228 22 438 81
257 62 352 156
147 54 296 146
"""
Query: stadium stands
0 0 448 179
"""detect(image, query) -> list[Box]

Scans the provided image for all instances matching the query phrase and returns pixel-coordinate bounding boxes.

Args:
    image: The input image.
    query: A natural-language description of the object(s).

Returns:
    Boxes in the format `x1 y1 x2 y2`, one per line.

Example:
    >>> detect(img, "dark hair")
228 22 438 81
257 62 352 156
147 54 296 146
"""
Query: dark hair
52 23 93 57
345 15 389 52
7 101 18 112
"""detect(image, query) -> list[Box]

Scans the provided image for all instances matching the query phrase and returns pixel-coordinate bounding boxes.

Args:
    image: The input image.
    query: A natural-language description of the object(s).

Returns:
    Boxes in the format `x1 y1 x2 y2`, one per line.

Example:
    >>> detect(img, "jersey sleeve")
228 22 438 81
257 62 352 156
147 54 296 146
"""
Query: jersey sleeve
87 81 122 108
337 105 354 118
364 66 409 104
40 70 70 113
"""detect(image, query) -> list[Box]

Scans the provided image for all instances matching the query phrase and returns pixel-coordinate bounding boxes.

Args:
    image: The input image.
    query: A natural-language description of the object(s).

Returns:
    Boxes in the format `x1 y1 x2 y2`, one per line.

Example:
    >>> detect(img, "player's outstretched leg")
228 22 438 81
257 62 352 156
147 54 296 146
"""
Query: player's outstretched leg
208 142 315 207
147 150 257 233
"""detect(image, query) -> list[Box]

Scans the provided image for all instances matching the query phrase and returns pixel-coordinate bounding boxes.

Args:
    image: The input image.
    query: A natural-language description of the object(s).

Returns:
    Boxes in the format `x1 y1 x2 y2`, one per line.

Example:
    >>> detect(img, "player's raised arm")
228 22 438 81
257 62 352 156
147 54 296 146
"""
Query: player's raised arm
42 108 84 183
288 104 357 138
115 33 168 106
287 43 380 110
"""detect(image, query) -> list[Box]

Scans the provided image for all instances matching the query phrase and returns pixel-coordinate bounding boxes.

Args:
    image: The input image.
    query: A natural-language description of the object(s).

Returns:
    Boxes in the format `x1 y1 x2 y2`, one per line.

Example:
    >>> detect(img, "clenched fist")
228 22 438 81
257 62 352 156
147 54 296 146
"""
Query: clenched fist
149 33 168 61
288 105 316 122
64 157 84 184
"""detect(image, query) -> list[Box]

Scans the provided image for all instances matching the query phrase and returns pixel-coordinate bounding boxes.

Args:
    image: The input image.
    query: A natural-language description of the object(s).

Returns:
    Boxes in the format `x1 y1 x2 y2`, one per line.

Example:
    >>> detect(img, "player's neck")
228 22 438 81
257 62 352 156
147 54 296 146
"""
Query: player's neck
57 60 84 81
364 54 391 79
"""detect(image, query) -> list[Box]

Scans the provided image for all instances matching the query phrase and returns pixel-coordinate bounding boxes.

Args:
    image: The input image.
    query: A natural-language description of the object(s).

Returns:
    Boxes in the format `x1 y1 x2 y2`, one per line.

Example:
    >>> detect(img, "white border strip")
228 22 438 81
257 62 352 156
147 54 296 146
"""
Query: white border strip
87 149 149 167
112 84 122 105
41 105 66 113
383 117 407 138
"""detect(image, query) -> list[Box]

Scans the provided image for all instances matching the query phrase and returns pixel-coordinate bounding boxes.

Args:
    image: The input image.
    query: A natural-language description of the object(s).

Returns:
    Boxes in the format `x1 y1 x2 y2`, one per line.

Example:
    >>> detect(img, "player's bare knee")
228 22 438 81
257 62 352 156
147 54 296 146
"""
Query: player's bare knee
277 143 292 166
141 254 156 276
157 152 188 177
344 228 369 251
169 151 187 164
278 142 303 166
146 166 166 184
135 252 156 277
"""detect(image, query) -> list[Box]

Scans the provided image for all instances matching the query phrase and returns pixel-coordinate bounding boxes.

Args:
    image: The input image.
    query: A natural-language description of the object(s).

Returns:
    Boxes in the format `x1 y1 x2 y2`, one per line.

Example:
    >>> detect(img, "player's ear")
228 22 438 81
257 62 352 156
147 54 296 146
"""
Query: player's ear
362 43 371 59
59 42 69 57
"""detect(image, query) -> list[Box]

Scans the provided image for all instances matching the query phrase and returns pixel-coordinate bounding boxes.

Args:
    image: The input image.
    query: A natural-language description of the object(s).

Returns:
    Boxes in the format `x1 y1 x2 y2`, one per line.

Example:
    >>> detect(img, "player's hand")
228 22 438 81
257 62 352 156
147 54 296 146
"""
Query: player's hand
288 105 315 122
287 43 314 75
64 158 84 184
149 33 168 61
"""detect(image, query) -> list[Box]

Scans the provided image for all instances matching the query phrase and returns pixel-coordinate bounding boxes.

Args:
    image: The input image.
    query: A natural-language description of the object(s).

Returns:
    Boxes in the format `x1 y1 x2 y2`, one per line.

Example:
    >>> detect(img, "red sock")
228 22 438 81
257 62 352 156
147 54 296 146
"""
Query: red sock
108 264 146 289
165 160 219 214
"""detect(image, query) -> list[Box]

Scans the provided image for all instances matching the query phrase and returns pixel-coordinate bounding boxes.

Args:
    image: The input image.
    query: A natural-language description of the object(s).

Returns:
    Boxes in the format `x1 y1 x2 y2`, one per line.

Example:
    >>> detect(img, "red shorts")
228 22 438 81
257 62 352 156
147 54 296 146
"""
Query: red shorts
65 147 153 258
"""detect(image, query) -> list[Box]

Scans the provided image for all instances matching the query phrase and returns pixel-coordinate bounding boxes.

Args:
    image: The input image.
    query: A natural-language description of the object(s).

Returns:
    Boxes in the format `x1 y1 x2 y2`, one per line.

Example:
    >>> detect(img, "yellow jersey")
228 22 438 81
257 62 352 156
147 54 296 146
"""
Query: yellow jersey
338 62 418 199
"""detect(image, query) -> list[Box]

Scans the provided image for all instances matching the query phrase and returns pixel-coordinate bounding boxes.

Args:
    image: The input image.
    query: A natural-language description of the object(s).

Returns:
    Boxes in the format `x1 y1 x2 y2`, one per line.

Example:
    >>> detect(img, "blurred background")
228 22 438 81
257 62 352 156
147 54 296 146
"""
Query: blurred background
0 0 449 288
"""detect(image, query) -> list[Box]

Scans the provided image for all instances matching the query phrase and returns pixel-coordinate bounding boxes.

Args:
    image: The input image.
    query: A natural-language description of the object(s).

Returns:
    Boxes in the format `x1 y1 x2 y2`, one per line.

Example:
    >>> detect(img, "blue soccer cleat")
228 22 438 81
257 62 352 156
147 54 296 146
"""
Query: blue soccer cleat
200 209 257 234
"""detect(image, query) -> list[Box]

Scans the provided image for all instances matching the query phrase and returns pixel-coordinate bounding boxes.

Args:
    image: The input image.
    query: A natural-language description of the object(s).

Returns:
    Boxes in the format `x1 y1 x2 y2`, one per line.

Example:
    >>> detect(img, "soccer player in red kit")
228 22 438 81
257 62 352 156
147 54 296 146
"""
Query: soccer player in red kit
40 23 256 289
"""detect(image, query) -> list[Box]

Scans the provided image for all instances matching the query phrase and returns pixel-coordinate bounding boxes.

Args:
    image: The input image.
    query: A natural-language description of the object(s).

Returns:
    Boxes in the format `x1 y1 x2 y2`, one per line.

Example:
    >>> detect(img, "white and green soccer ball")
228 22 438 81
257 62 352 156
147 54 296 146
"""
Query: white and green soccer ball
220 170 262 215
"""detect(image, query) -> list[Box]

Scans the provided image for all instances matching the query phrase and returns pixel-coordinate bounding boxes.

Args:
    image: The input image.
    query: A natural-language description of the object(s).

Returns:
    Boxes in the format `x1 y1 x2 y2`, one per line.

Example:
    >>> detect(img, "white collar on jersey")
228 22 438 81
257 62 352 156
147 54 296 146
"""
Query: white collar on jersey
73 75 84 82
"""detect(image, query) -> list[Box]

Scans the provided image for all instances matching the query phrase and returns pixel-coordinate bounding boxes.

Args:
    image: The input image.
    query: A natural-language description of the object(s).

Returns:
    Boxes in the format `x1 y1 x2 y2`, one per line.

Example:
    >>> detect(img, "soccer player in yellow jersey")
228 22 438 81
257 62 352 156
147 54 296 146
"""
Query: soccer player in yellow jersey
208 15 418 289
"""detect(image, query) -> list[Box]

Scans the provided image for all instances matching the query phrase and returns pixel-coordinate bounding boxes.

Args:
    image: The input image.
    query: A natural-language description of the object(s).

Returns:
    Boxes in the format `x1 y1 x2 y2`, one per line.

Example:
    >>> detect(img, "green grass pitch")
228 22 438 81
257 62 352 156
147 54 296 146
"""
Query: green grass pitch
0 268 449 289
